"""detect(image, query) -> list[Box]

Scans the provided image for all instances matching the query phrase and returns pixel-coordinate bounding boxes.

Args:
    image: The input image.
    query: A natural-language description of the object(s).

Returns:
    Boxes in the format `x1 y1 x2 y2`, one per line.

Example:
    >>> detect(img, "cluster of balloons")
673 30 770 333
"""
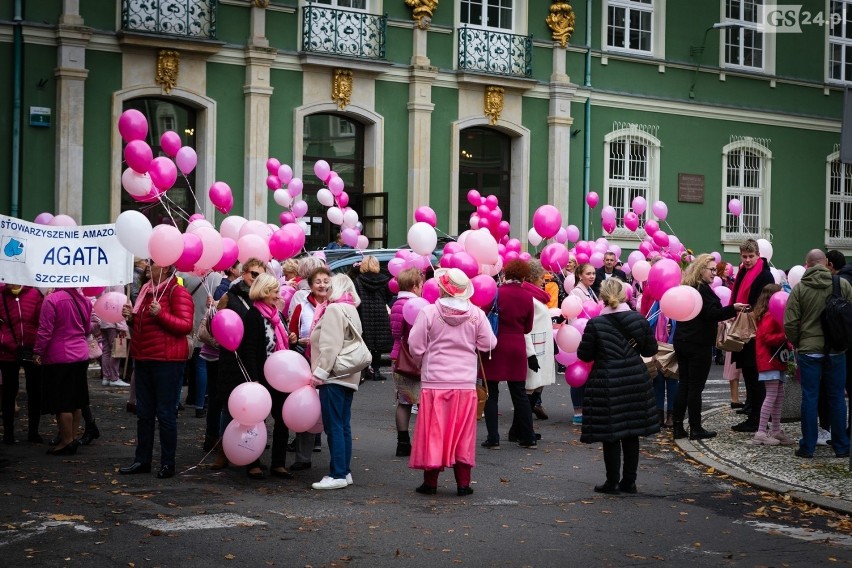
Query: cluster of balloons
310 159 369 250
466 189 512 245
119 109 199 206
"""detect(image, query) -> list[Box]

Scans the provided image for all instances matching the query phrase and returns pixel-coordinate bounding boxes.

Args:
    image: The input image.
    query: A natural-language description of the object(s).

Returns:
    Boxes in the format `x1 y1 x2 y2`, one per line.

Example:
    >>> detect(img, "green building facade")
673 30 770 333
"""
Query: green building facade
0 0 846 267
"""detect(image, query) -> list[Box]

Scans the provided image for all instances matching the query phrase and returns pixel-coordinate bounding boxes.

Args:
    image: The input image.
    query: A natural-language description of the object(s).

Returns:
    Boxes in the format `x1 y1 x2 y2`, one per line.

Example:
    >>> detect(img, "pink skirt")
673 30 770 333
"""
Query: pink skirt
409 389 477 471
723 351 741 381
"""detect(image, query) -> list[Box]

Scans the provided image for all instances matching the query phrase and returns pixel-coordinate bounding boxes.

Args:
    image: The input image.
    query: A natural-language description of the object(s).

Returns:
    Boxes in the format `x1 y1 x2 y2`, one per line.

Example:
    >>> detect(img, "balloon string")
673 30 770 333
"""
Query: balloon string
180 173 203 215
234 351 252 383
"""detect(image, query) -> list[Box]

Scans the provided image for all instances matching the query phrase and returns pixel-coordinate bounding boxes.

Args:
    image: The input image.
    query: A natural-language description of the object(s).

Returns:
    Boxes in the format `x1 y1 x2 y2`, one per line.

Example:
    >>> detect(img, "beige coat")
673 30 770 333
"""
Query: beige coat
310 302 362 390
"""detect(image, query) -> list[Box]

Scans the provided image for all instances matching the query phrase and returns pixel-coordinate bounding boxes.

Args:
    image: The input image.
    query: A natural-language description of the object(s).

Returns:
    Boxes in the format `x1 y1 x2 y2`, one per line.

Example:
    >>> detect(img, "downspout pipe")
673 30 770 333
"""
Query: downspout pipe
10 0 23 218
581 0 592 240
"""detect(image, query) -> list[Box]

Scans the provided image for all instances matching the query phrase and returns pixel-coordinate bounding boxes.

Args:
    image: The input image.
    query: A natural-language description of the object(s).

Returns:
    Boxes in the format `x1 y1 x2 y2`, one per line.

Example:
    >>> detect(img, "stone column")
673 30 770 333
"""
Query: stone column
242 6 275 221
407 27 437 223
54 1 91 222
547 47 576 219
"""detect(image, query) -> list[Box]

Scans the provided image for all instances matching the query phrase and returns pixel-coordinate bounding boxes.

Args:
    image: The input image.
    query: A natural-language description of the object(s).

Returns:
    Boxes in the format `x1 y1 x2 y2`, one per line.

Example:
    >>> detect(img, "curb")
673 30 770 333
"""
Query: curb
674 406 852 516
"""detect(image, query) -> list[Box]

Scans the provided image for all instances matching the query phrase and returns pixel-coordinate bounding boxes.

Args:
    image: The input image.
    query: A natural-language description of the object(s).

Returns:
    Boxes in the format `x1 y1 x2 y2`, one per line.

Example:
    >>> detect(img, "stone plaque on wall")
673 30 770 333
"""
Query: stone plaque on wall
678 173 704 203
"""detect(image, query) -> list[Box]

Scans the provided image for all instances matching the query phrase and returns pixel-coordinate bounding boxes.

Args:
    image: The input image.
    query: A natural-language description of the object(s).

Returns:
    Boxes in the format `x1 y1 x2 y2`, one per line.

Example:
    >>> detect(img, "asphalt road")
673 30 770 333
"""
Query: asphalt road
2 364 852 567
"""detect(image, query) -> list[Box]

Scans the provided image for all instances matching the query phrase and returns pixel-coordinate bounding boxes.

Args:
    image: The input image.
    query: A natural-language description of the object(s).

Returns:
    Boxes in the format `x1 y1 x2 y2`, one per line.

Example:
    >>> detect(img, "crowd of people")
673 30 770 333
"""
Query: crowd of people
1 237 851 492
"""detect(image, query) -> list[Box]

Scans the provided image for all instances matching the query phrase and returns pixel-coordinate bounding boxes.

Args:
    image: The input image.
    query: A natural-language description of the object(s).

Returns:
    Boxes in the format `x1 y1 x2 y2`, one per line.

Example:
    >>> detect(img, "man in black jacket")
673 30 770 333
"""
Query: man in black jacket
592 251 627 295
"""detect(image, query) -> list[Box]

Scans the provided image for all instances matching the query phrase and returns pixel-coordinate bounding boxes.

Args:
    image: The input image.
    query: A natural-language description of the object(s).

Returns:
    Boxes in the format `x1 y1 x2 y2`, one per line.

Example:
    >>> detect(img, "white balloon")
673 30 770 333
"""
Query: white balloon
220 215 248 242
115 210 152 259
186 219 214 233
298 221 309 235
528 227 543 247
274 188 292 208
342 209 359 228
407 222 437 256
787 265 805 287
316 188 335 207
757 238 773 261
327 207 344 225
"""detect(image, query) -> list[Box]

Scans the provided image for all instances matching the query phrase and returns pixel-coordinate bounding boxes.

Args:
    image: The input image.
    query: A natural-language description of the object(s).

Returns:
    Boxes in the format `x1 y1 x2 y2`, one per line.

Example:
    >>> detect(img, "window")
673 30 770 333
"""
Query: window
314 0 367 9
829 0 852 83
603 123 660 236
827 151 852 246
722 137 771 241
458 127 511 232
461 0 513 30
723 0 764 70
606 0 653 53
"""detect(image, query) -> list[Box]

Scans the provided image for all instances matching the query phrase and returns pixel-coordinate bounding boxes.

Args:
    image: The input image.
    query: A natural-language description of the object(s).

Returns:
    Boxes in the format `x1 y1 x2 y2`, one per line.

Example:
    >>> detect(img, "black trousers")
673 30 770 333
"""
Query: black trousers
484 380 534 444
602 436 640 484
742 366 765 424
673 343 712 429
0 360 42 440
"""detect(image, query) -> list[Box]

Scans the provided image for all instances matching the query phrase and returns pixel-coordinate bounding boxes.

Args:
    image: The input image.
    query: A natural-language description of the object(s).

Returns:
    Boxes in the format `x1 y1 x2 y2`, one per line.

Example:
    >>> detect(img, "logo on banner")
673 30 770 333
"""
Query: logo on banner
2 237 26 262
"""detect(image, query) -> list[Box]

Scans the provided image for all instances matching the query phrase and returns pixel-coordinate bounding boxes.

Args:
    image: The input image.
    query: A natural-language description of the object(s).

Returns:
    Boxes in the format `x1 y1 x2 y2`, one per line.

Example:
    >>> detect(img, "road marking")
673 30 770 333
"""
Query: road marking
736 519 852 547
131 513 267 532
0 512 95 547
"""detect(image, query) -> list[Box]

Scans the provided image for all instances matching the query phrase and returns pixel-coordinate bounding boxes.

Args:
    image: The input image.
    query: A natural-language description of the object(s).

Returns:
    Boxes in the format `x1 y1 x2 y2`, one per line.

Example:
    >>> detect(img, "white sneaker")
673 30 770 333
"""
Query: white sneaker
817 428 831 446
411 404 418 415
109 379 131 387
101 378 109 386
346 473 353 485
312 476 348 490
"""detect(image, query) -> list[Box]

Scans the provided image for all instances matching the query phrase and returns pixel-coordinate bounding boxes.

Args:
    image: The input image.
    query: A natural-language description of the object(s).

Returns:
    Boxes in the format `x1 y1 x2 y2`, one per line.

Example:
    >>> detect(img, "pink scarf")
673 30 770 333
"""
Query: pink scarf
309 293 356 338
132 276 173 314
732 257 764 305
254 300 288 351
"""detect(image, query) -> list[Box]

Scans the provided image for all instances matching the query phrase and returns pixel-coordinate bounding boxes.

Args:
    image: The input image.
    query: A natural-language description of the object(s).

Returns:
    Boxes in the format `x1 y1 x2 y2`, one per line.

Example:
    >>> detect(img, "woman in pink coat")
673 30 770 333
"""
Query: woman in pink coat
408 268 496 496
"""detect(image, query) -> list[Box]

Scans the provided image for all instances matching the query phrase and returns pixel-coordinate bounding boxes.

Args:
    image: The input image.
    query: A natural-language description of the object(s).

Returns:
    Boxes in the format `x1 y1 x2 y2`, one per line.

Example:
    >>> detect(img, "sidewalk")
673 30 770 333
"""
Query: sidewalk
677 405 852 515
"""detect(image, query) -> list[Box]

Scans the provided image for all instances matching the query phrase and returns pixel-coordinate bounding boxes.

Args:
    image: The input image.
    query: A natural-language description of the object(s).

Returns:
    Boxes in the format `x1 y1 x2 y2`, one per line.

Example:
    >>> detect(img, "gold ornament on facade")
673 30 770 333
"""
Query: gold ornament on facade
546 1 575 48
331 69 353 111
155 49 180 94
405 0 439 30
251 0 269 7
483 86 504 125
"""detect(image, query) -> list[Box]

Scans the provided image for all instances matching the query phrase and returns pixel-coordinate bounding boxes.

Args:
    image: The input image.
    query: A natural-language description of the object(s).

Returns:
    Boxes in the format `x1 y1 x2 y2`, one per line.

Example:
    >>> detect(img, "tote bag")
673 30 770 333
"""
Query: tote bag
331 312 372 377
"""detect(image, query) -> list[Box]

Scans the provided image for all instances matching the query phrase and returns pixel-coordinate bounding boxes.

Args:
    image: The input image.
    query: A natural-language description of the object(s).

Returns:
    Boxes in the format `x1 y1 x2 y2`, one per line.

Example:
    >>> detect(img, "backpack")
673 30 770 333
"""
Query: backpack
821 276 852 352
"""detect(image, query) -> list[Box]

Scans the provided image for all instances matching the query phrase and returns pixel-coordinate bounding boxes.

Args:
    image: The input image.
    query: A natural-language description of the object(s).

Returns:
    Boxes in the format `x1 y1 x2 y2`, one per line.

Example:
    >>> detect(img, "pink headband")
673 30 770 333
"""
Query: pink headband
439 273 464 296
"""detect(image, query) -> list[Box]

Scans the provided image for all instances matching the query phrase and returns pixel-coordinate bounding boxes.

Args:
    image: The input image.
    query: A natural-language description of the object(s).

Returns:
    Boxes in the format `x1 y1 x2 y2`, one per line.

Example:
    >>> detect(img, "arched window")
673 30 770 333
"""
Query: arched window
120 98 197 232
722 137 771 242
826 151 852 247
603 123 660 237
302 113 370 250
458 127 511 232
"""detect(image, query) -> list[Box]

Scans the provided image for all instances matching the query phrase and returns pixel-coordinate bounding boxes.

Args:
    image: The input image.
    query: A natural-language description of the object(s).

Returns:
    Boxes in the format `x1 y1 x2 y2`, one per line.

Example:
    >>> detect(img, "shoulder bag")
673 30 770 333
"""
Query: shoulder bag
65 290 102 360
486 291 499 335
395 334 421 379
475 352 489 420
331 310 372 377
2 294 33 363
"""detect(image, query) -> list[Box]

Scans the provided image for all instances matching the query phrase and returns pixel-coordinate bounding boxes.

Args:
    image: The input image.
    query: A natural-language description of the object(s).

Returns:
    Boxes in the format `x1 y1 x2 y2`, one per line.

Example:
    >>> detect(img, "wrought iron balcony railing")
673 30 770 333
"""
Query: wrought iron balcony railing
121 0 217 40
458 26 532 78
302 4 386 60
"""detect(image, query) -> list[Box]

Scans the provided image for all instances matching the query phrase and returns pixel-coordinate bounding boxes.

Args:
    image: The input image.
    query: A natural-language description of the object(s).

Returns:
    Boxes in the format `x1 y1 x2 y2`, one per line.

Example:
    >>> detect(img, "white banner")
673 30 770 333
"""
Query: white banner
0 215 134 288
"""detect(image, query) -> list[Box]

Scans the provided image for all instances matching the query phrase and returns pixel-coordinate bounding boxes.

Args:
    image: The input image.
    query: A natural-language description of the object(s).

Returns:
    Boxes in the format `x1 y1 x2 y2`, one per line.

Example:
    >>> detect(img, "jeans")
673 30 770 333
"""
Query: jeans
673 343 712 429
570 385 585 413
135 360 184 467
0 360 41 438
319 384 354 479
193 354 208 409
654 375 678 412
484 380 534 444
798 354 850 456
204 359 222 442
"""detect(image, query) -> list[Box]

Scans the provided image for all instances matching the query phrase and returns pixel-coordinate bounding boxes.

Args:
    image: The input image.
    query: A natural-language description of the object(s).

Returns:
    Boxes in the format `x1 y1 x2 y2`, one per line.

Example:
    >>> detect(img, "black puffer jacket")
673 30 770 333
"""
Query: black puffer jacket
577 309 659 443
216 281 253 400
355 272 393 354
673 283 737 347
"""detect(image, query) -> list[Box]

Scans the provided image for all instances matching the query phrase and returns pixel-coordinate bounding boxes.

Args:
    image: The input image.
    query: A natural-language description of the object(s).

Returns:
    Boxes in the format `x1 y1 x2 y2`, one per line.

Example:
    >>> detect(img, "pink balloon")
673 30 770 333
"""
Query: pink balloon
769 291 789 324
212 309 244 351
660 285 702 321
590 251 605 269
264 350 313 393
148 224 183 266
540 243 569 273
484 194 499 210
464 230 499 265
175 232 203 272
175 146 197 175
356 235 369 250
220 216 247 242
451 251 479 278
328 176 344 196
194 226 224 271
714 285 732 305
213 238 239 271
314 159 331 181
341 228 359 248
624 211 640 232
307 416 324 435
560 295 583 319
160 131 182 157
555 349 578 366
222 419 267 466
602 219 616 235
652 200 668 220
601 206 617 222
266 175 282 191
631 196 647 215
414 206 438 227
652 230 670 248
565 225 580 243
632 260 652 283
570 317 588 335
50 214 79 227
466 189 481 207
337 191 350 208
644 219 659 235
268 227 299 260
646 258 682 299
93 292 127 323
470 274 497 308
422 278 440 303
279 212 296 226
292 200 309 218
564 360 592 387
282 385 321 433
278 164 293 185
124 140 153 174
209 181 233 215
82 286 106 298
148 156 178 191
118 109 148 143
555 324 582 353
403 297 430 326
266 158 281 176
532 205 563 239
586 192 599 209
728 198 743 217
228 382 272 425
388 278 400 294
33 212 54 225
553 227 568 244
288 178 304 198
582 300 602 318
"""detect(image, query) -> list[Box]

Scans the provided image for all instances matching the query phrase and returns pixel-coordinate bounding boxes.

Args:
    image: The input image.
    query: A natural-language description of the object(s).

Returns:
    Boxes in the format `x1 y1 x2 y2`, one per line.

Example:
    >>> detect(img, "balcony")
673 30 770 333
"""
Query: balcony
121 0 217 40
458 26 532 78
302 4 386 61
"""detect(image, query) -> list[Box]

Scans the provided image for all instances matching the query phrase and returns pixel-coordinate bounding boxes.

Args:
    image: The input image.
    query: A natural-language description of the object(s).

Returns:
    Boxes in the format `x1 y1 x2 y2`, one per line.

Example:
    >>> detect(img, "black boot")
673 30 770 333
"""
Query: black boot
396 431 411 457
79 422 100 445
689 426 717 440
657 409 665 428
672 421 688 440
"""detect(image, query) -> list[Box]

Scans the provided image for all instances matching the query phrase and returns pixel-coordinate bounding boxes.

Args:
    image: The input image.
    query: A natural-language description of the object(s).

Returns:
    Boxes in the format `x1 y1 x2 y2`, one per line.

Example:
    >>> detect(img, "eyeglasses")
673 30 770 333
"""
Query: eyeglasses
704 266 717 272
249 271 262 278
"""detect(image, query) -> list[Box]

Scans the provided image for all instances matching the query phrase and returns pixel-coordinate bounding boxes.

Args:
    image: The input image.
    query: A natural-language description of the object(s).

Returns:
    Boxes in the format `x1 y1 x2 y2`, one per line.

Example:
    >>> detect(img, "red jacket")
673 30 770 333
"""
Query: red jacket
481 282 534 382
755 314 787 373
0 286 43 362
130 279 194 361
